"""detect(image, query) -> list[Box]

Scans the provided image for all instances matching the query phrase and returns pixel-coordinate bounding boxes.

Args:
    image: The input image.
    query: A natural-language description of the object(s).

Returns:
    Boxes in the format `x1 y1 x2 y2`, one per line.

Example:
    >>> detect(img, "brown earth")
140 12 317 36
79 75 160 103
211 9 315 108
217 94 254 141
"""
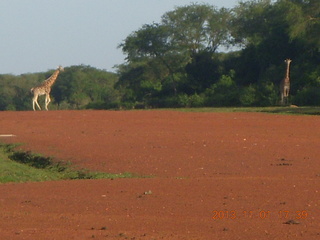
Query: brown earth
0 110 319 240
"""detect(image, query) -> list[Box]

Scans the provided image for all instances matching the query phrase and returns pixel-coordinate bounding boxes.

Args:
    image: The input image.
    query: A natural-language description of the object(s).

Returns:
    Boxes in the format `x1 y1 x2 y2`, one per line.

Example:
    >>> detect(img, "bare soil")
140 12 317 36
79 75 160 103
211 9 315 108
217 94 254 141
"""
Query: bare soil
0 110 319 240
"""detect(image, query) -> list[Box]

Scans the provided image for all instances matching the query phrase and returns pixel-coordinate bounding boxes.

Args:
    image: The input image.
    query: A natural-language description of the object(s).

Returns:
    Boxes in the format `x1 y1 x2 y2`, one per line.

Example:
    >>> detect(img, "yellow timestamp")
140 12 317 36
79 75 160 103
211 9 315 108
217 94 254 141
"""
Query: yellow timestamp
212 210 308 220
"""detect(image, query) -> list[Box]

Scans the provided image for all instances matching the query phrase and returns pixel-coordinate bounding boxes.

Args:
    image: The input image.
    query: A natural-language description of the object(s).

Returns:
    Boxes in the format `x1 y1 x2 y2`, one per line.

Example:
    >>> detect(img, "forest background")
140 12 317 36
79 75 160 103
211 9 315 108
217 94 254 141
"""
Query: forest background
1 0 319 111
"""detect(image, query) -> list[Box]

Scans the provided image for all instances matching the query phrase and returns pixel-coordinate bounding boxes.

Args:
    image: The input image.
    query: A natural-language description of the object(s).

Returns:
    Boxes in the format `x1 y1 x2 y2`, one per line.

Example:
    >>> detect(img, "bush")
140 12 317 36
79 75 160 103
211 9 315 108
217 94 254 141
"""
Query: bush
177 94 190 107
293 87 320 106
86 101 121 110
255 81 278 106
239 82 278 107
189 93 205 107
205 73 240 106
240 85 256 106
177 93 205 107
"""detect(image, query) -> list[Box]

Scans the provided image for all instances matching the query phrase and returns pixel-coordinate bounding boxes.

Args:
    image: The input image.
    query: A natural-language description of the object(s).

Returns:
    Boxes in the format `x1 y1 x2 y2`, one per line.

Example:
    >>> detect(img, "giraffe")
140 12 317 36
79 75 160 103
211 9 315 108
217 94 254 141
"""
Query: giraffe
280 59 292 105
31 66 64 111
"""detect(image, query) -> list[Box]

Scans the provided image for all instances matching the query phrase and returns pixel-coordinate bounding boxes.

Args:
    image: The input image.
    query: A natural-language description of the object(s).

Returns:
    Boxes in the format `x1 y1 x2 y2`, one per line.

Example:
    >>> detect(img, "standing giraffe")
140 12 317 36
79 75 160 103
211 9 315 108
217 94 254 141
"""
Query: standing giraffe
280 59 292 105
31 66 64 111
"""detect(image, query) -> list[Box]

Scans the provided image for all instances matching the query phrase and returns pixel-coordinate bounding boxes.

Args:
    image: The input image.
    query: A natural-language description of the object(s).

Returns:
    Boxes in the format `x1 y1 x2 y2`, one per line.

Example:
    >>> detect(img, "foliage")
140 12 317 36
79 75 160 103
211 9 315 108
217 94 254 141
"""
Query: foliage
161 4 231 53
117 3 232 105
177 93 205 107
293 86 320 105
115 1 319 108
240 85 257 106
204 71 240 106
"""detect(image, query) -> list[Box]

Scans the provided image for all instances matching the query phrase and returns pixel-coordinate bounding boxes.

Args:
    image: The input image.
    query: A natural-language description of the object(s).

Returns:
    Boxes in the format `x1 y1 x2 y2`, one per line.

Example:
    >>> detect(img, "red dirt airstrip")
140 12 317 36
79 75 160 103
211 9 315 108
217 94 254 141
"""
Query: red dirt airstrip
0 110 319 239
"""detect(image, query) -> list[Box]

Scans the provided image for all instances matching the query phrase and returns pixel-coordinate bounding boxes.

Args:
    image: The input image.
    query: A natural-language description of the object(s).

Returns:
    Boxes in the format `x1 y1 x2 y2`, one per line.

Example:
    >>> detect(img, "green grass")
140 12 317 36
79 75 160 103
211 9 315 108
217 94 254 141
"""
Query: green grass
173 106 320 115
258 106 320 115
0 144 136 184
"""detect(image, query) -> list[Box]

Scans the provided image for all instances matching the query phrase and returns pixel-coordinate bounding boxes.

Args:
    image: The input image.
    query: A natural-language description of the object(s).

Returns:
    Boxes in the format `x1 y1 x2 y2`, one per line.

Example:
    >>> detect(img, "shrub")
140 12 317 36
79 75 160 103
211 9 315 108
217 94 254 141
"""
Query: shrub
293 87 320 106
240 85 256 106
205 73 240 106
176 93 205 107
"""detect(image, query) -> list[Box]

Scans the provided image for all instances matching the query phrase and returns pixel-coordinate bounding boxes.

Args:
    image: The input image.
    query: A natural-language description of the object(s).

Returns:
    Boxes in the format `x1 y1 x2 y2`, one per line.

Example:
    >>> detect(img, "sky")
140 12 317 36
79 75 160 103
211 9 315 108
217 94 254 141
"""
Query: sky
1 0 240 75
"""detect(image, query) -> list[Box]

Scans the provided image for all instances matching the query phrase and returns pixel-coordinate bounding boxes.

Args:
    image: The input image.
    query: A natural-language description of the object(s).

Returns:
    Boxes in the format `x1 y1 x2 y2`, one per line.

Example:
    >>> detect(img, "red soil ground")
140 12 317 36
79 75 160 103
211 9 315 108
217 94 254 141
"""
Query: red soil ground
0 110 319 240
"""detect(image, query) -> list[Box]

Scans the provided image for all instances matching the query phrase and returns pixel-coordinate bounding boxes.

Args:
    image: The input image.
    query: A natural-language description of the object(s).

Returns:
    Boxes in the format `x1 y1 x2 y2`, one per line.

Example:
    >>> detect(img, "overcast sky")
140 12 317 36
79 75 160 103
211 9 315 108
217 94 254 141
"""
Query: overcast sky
1 0 240 75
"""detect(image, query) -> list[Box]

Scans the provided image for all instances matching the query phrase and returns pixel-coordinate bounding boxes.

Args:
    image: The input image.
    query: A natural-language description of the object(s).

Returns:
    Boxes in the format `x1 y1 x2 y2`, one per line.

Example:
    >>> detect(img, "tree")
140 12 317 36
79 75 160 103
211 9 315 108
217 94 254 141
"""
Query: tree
52 65 119 109
162 4 230 54
284 0 320 50
205 71 240 106
184 52 221 93
119 23 189 95
118 4 232 105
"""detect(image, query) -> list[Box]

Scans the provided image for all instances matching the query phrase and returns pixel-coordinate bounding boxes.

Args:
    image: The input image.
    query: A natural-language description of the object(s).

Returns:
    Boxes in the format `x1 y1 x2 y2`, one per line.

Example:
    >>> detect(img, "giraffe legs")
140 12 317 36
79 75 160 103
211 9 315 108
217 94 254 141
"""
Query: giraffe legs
280 94 289 105
45 94 51 111
32 93 51 111
280 86 290 105
284 88 290 105
32 94 42 111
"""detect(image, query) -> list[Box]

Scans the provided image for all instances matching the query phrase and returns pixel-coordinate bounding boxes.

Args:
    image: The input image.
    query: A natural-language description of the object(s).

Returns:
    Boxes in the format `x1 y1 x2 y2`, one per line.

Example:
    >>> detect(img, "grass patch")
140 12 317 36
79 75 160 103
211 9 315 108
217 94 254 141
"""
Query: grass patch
172 106 320 115
258 106 320 115
0 144 136 184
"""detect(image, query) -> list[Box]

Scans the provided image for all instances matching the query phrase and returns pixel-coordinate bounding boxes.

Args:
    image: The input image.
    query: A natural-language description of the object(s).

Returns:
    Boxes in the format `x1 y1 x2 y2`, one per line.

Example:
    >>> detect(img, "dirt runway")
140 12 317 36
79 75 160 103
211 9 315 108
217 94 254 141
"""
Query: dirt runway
0 110 319 239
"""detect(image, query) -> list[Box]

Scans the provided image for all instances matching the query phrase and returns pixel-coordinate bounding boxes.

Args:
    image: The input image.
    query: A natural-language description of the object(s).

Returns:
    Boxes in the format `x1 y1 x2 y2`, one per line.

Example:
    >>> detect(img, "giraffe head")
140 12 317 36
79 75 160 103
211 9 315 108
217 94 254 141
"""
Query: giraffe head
284 59 292 64
57 65 64 72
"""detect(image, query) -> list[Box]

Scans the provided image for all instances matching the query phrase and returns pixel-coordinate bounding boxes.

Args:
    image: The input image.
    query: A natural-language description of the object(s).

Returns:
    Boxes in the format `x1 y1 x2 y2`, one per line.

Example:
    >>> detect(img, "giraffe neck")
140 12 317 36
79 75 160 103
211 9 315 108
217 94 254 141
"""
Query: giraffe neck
285 61 291 81
45 69 60 87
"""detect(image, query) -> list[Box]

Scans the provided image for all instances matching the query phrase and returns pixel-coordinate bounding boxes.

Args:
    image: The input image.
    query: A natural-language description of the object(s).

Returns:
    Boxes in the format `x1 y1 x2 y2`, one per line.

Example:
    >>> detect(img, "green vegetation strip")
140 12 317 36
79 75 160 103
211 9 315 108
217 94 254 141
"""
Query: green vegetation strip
0 144 135 184
174 106 320 115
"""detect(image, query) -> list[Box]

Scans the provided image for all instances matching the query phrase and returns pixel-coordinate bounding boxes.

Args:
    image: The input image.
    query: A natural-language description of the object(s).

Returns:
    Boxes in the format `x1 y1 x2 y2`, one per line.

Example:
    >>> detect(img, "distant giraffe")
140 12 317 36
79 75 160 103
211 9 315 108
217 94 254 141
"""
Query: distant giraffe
280 59 292 105
31 66 64 111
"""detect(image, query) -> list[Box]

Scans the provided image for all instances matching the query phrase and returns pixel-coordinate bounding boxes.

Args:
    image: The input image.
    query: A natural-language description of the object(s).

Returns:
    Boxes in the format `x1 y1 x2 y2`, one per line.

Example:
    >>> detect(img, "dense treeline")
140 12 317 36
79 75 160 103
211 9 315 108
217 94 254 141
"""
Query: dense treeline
1 0 319 110
0 66 120 111
117 0 320 108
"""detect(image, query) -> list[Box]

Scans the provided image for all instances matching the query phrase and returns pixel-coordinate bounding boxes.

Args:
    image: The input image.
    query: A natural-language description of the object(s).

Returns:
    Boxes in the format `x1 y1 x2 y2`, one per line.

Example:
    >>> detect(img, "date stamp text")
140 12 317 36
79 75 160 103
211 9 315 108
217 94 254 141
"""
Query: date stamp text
212 210 308 220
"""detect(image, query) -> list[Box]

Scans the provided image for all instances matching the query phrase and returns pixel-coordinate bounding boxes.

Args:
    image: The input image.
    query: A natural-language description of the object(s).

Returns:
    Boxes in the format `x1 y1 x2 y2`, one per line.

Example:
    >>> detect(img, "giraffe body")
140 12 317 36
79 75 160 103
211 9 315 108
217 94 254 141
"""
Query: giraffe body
280 59 292 105
31 66 64 111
